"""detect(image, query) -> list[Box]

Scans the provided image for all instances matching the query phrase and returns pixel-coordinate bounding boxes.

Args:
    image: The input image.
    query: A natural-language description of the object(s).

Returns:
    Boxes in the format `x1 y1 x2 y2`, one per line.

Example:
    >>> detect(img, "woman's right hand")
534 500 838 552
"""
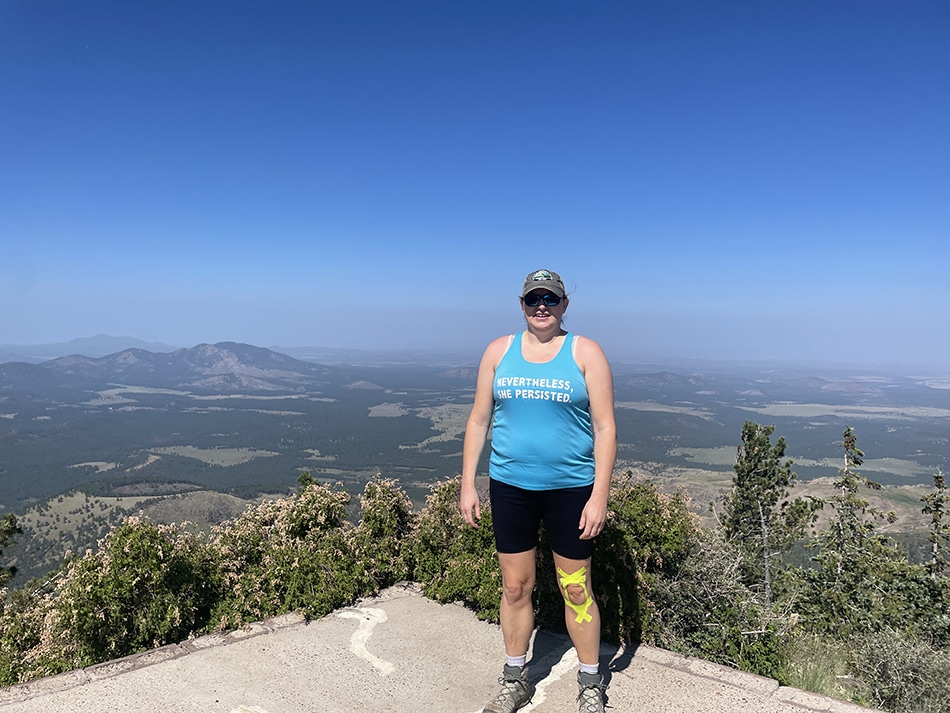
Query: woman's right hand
459 481 481 528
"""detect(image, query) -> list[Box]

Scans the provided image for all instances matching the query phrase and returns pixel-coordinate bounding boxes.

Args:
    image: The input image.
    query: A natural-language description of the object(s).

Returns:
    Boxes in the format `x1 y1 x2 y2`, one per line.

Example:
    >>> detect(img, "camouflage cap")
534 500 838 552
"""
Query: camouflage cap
521 269 566 298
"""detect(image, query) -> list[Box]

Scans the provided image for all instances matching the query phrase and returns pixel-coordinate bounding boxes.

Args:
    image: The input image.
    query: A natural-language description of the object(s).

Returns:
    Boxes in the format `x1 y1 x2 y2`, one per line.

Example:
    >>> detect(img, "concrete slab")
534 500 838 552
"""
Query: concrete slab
0 584 876 713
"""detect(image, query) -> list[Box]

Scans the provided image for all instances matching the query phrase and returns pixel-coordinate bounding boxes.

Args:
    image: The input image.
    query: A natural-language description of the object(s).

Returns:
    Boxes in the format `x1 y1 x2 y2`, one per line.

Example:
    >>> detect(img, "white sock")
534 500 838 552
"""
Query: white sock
578 662 599 676
506 654 527 669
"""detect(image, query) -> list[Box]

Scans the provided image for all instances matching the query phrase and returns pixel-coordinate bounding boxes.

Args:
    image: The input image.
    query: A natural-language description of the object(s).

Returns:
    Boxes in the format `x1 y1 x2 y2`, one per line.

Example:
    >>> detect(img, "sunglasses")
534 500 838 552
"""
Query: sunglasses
522 293 562 307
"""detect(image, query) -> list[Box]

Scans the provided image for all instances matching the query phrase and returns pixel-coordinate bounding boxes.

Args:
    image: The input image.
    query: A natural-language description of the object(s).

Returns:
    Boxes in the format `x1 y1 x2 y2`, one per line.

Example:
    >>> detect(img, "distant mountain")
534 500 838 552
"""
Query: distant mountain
0 341 337 393
273 345 478 366
0 335 478 368
0 334 180 364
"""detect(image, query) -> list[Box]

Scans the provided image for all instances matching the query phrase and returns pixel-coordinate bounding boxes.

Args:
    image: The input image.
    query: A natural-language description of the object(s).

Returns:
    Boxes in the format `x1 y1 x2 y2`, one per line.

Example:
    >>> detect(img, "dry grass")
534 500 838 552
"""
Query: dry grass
148 446 279 466
368 402 409 417
404 404 470 449
622 462 932 532
616 401 715 420
739 403 950 420
785 635 852 700
137 491 254 530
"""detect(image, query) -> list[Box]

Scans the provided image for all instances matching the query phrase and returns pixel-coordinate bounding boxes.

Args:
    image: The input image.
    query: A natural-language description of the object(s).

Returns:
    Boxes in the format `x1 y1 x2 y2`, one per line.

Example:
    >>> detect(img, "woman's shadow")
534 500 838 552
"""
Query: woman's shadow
527 628 639 698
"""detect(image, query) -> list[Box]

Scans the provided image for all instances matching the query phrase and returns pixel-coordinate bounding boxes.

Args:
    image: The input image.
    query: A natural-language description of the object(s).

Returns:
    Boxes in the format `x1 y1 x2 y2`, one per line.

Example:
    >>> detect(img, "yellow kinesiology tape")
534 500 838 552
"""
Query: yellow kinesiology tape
557 566 593 623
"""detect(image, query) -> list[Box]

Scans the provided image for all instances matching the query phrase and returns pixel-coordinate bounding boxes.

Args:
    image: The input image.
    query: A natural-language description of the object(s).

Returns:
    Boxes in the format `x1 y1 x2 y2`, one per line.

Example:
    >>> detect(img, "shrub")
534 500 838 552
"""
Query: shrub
850 631 950 713
596 473 695 644
0 478 419 683
209 480 365 627
349 477 415 592
645 527 789 680
409 473 703 653
409 477 502 620
0 584 57 685
12 467 922 693
53 517 220 669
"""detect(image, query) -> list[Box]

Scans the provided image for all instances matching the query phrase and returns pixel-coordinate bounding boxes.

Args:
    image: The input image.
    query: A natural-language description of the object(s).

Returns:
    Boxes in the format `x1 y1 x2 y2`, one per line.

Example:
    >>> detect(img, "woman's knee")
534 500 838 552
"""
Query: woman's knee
556 564 595 623
498 551 537 604
501 575 534 603
565 581 588 605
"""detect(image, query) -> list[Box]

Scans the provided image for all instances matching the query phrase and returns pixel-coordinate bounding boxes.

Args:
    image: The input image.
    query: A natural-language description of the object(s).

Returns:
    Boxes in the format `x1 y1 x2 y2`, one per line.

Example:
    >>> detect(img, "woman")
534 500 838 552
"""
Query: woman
460 269 617 713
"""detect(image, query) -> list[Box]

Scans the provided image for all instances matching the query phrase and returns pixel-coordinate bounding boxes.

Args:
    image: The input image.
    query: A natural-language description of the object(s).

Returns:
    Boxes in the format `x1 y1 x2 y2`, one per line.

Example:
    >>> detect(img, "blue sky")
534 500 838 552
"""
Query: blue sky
2 1 947 366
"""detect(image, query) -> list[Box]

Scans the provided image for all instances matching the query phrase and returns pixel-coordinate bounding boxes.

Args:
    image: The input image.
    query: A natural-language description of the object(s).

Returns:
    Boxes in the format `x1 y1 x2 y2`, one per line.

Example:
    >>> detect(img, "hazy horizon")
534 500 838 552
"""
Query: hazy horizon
4 332 949 375
3 2 947 367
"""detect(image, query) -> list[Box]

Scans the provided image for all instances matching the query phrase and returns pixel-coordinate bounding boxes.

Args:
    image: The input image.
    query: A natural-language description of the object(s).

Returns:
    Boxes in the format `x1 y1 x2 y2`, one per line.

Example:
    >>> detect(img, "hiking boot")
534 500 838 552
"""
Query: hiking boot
482 664 531 713
577 670 607 713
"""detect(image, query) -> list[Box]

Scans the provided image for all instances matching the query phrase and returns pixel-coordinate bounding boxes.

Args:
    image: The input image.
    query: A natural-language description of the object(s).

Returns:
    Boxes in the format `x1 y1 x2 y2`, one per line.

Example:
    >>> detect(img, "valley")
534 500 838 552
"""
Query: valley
2 341 949 584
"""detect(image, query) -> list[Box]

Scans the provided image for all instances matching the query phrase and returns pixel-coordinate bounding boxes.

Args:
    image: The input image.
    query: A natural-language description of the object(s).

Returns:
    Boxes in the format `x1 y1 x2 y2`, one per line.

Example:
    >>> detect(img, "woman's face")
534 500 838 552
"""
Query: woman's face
521 289 568 329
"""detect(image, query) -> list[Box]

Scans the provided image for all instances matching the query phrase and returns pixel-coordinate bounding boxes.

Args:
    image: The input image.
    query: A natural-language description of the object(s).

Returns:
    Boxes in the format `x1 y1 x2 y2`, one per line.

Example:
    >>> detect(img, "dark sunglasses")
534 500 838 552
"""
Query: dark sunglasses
522 293 562 307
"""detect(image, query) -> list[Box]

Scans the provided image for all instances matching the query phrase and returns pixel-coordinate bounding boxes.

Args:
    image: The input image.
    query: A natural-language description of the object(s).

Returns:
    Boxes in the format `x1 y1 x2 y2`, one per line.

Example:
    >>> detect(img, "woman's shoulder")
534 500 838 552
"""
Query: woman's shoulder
569 333 603 353
486 332 518 350
570 334 610 369
480 333 518 365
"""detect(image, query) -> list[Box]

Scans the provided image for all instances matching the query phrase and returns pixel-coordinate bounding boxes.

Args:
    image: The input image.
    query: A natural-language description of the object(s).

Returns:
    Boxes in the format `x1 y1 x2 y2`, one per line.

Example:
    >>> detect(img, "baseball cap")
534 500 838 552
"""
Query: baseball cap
521 269 566 298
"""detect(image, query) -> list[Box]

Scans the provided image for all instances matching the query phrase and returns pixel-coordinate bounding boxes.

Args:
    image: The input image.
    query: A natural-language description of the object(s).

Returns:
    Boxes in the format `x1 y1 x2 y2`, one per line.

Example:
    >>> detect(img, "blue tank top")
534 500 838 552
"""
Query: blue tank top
489 331 594 490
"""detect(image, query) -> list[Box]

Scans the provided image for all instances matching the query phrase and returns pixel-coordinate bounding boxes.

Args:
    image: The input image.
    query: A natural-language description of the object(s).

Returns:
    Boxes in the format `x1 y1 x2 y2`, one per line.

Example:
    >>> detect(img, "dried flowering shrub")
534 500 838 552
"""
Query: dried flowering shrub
208 479 365 627
0 478 421 682
349 477 415 592
0 585 59 685
52 517 220 670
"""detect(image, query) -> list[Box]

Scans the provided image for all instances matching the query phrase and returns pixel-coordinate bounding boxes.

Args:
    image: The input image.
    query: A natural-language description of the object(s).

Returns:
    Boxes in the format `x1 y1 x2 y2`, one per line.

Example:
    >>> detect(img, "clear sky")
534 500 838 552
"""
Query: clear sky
2 1 947 366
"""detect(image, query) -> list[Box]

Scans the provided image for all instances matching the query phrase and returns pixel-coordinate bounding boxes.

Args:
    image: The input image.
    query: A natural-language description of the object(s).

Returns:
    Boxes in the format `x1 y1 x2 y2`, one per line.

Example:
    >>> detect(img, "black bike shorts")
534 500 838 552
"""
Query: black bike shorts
489 478 595 561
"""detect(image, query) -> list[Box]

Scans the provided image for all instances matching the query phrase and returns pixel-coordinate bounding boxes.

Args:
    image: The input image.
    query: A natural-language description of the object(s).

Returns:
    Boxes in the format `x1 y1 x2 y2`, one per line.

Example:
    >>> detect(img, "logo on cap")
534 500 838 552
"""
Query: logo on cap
531 270 553 281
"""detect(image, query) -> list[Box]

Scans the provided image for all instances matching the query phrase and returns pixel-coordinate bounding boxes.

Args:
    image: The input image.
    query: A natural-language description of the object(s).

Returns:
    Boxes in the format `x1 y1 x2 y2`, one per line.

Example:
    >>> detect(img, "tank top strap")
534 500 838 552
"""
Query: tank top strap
556 332 576 365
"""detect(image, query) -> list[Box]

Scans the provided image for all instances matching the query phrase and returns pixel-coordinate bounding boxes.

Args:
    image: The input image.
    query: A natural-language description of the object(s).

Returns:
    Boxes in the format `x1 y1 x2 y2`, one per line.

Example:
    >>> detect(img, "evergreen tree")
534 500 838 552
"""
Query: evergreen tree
818 426 895 582
0 514 20 586
921 470 950 578
795 427 943 640
720 421 820 604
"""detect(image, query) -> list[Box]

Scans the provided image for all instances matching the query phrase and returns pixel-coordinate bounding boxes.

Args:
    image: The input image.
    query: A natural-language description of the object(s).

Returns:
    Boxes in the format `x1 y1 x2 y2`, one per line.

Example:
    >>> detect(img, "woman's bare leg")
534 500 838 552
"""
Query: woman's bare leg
497 549 537 657
552 552 600 667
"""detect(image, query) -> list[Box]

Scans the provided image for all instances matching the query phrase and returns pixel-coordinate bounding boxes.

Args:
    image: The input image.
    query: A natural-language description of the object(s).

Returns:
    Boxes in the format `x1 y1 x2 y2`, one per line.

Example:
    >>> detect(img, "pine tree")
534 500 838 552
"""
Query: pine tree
720 421 820 604
0 514 20 586
818 427 897 580
799 427 927 637
921 470 950 578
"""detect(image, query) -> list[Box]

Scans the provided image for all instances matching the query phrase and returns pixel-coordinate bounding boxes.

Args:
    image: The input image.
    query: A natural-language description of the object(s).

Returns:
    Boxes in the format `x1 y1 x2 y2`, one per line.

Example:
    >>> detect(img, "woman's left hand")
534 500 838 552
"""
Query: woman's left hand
578 494 608 540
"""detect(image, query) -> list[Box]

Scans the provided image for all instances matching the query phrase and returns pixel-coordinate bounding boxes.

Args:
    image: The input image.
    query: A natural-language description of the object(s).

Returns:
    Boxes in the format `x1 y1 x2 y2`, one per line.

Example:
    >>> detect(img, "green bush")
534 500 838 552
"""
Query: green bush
0 474 790 687
409 473 708 656
645 527 789 680
0 584 57 685
350 477 416 592
409 477 502 620
53 517 220 670
597 473 695 643
0 478 419 683
209 480 365 626
788 555 950 647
